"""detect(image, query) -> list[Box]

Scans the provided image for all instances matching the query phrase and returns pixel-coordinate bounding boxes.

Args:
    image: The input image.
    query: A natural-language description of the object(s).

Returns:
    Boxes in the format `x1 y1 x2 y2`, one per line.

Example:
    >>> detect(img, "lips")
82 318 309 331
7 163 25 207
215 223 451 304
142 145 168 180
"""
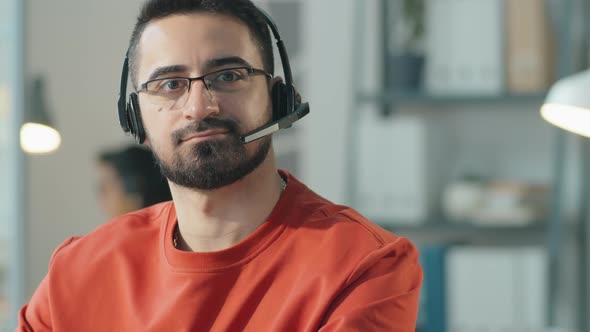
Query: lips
180 129 229 142
173 117 239 146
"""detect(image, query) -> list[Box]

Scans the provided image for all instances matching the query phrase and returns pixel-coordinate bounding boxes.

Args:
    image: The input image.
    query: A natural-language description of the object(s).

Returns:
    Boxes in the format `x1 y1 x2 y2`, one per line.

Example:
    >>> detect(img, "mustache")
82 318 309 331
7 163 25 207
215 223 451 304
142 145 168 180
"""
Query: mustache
172 117 240 145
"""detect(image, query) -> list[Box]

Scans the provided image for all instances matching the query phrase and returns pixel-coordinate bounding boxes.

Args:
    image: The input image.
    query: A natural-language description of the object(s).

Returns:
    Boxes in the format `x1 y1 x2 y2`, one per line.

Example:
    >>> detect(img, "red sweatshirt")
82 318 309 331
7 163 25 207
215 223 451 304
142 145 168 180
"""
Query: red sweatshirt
18 171 422 331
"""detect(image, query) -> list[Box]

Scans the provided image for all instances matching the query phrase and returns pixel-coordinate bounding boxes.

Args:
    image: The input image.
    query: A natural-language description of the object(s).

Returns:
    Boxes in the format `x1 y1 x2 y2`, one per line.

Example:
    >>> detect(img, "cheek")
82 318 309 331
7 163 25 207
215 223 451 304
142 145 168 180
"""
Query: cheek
139 103 162 135
225 91 272 127
139 106 173 150
255 89 273 122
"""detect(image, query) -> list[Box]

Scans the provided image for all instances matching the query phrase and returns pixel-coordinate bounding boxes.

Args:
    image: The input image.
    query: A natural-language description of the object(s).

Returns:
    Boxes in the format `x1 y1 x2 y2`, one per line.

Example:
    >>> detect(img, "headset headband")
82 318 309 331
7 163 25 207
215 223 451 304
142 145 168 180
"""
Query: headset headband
117 4 310 144
118 6 293 112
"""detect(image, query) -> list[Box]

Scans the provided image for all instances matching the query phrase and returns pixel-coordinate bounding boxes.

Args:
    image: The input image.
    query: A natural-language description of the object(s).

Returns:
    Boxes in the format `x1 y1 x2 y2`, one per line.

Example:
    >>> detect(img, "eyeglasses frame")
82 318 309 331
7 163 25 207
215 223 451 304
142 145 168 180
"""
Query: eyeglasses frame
137 66 272 98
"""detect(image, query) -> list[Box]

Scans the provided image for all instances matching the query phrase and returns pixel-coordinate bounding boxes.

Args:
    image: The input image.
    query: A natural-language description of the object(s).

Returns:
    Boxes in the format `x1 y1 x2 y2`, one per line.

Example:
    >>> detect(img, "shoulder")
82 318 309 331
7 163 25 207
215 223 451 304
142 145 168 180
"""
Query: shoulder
286 172 401 244
310 204 401 246
49 201 173 267
308 203 419 271
284 172 417 265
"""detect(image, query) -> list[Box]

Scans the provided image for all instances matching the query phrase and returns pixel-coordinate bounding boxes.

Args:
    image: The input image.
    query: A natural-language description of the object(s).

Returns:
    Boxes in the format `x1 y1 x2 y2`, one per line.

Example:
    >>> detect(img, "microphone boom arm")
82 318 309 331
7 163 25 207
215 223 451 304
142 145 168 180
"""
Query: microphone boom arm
240 103 310 144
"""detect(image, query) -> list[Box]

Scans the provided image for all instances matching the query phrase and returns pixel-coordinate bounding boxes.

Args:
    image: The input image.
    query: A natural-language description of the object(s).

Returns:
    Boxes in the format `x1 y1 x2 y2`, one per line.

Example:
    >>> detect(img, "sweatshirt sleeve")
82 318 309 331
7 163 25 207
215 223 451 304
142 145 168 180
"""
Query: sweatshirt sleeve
319 238 423 332
16 237 80 332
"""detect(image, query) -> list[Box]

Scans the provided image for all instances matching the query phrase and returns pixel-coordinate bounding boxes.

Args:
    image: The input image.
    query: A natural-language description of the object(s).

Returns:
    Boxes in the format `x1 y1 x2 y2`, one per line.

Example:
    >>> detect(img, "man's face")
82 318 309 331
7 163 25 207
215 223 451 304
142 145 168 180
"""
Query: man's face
135 13 272 190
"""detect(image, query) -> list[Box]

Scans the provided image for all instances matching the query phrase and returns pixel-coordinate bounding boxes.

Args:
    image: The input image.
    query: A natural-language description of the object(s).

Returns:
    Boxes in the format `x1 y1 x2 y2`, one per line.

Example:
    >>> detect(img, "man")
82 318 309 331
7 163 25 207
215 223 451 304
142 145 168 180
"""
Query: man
18 0 422 331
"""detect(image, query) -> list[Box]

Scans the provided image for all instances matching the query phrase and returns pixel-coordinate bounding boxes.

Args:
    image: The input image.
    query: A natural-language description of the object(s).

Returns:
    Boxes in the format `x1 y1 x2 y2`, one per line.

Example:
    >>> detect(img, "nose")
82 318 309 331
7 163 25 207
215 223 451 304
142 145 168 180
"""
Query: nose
181 79 219 120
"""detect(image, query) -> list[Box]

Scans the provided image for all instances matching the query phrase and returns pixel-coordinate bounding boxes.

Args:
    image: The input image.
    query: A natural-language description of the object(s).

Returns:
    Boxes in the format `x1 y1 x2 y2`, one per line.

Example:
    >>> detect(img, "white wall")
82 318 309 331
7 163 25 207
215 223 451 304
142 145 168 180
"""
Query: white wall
26 0 143 297
300 0 356 204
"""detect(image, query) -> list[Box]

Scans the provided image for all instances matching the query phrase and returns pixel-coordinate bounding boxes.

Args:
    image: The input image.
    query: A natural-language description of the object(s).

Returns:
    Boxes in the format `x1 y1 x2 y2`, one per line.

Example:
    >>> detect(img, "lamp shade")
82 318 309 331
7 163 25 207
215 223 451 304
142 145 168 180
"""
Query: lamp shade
540 69 590 137
20 77 61 154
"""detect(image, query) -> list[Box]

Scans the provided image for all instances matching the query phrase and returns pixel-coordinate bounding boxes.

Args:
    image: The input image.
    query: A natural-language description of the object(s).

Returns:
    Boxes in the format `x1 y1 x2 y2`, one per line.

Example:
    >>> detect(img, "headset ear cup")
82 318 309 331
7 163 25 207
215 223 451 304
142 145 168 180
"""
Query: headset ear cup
271 82 286 121
271 82 297 121
127 93 146 144
118 101 131 134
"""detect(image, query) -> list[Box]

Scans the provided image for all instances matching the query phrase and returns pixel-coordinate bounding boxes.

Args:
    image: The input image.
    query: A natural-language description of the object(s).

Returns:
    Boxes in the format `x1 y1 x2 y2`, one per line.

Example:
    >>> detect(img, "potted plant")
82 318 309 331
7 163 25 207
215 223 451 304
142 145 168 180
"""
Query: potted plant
390 0 425 92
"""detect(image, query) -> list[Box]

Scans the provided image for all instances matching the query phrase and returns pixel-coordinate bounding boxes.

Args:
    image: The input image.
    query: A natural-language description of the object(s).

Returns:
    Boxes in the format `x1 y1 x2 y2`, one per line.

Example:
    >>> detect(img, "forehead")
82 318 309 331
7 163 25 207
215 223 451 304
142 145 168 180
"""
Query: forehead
136 13 262 81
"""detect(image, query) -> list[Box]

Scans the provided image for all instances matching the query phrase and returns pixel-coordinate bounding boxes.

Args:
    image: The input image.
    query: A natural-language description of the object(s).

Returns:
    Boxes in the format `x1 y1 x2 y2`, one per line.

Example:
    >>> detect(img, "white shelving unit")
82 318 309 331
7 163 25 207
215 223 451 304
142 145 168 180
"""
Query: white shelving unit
348 0 587 331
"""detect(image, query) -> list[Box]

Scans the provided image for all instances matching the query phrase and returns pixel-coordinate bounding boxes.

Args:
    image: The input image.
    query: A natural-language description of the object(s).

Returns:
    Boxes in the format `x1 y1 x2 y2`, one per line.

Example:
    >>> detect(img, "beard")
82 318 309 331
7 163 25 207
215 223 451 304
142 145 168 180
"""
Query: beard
151 116 271 190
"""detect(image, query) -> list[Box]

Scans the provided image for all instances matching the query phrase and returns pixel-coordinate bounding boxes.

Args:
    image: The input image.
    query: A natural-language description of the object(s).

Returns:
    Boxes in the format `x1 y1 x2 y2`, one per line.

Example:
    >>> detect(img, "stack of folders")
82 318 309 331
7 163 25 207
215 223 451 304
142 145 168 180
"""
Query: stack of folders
416 245 447 332
424 0 504 95
416 245 547 332
424 0 553 95
446 246 547 331
504 0 554 93
356 111 449 225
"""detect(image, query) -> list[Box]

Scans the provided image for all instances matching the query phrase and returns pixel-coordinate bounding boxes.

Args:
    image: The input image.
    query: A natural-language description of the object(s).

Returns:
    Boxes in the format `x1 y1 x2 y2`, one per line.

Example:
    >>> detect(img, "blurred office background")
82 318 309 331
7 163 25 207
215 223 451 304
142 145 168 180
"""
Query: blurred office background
1 0 589 331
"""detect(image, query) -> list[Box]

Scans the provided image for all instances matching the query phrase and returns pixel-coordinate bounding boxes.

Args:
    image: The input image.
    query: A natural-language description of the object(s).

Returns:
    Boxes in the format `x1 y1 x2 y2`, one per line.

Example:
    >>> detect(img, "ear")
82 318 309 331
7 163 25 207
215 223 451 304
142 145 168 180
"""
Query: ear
269 76 283 90
269 77 301 103
138 120 151 147
295 90 302 105
142 136 152 147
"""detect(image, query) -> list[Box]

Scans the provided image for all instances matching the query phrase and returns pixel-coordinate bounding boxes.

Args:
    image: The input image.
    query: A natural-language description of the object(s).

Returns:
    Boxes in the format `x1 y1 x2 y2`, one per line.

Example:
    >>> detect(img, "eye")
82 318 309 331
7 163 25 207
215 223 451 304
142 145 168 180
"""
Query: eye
213 69 245 82
146 78 189 94
158 78 188 91
205 68 251 92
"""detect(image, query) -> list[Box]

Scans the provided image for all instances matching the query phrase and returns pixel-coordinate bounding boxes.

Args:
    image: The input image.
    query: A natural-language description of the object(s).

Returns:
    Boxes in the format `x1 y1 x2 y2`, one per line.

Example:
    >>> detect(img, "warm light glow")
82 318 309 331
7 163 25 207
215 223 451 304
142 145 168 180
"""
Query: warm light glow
20 122 61 153
541 103 590 138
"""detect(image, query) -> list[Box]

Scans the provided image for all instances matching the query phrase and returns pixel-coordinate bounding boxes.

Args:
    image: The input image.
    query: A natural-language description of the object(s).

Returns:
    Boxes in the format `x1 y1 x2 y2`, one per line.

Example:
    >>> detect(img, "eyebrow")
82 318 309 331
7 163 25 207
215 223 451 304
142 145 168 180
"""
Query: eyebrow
145 57 255 82
205 56 253 69
146 65 191 82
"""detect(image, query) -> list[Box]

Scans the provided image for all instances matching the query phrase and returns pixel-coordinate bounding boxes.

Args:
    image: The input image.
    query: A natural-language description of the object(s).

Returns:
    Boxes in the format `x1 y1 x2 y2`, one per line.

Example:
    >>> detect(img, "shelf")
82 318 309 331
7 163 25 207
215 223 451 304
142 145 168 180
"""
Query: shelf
357 91 548 107
379 221 548 235
350 0 586 327
376 221 557 246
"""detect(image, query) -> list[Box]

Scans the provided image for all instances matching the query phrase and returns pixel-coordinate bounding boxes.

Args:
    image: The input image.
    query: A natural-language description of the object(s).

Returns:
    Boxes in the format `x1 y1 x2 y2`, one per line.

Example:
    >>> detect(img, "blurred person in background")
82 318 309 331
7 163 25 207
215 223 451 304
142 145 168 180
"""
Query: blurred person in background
96 145 172 219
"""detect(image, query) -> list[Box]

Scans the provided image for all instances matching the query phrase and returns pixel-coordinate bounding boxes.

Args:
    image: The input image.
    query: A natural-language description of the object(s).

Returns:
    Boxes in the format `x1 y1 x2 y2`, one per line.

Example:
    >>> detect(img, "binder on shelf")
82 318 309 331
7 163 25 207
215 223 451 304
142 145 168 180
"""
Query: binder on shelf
416 245 447 332
424 0 504 96
356 109 448 225
446 246 547 331
505 0 555 93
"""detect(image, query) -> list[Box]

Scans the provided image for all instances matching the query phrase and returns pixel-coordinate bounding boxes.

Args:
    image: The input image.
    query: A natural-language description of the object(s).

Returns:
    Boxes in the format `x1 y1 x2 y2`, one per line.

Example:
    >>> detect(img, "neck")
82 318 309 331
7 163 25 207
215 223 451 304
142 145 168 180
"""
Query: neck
169 151 284 252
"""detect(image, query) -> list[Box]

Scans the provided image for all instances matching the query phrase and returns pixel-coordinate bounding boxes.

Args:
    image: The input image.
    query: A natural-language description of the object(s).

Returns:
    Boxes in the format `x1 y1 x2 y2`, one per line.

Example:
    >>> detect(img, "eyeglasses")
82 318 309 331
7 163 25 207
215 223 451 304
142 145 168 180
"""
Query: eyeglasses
137 66 272 110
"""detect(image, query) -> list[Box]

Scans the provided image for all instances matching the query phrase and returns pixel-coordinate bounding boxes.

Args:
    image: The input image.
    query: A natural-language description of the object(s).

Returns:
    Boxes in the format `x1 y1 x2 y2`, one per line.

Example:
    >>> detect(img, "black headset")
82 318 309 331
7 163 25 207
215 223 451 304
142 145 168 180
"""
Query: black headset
117 7 310 144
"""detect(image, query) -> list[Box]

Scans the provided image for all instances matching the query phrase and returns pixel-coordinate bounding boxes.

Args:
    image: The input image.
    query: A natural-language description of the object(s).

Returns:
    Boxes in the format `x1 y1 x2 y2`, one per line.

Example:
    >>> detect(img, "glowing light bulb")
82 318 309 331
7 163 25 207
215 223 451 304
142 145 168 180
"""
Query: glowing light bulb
20 122 61 154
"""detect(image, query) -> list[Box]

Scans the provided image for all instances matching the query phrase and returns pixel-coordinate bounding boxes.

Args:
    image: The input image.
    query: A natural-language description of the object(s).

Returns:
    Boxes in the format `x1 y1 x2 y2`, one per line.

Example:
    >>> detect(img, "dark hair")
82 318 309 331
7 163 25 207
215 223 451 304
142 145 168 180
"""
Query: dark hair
98 145 172 207
128 0 274 88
